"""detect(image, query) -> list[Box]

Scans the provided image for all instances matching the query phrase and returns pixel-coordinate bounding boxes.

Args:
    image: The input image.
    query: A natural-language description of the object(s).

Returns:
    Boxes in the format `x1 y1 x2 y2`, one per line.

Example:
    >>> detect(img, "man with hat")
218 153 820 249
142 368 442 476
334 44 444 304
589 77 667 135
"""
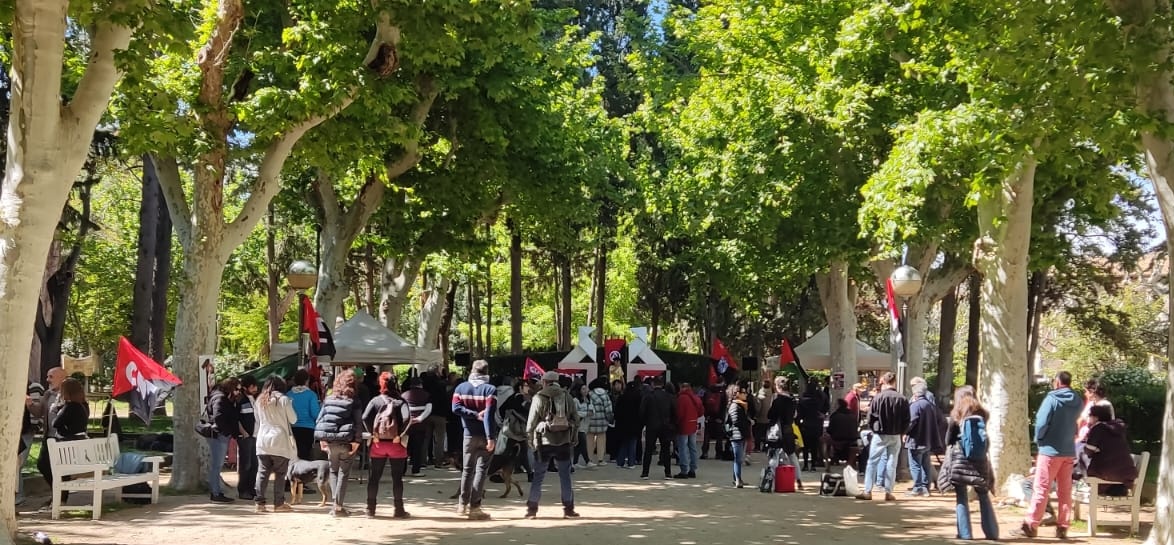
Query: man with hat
525 370 582 519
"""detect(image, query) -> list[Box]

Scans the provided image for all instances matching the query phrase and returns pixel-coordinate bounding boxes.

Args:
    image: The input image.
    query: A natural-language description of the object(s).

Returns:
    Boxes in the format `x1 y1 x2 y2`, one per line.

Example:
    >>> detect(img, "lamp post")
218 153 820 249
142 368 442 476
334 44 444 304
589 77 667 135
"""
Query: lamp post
890 265 923 396
287 260 318 368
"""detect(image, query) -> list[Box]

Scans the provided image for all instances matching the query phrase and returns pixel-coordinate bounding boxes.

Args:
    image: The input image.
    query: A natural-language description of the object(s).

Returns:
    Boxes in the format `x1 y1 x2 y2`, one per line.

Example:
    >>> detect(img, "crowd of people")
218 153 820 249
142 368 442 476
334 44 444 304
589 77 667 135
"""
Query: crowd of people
17 360 1142 537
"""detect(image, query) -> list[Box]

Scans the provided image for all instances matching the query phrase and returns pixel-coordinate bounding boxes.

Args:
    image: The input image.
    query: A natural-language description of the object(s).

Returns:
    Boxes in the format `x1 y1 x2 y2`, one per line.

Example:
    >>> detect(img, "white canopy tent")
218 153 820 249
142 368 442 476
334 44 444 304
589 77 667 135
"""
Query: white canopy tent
764 327 892 372
272 310 442 366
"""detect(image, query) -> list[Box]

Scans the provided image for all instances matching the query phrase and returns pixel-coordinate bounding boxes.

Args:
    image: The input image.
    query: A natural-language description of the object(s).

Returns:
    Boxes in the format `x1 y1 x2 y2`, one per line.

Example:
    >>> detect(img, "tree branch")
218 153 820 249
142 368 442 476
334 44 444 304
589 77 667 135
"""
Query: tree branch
338 173 387 244
151 154 194 250
918 256 974 307
385 80 440 180
225 95 356 249
63 12 134 150
314 170 342 225
195 0 243 118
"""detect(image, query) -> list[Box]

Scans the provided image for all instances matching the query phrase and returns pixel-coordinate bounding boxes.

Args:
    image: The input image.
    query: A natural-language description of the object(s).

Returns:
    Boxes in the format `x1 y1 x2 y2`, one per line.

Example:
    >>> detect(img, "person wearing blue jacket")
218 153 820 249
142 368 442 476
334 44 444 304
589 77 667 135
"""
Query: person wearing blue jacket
1019 371 1083 540
452 360 498 521
287 369 321 460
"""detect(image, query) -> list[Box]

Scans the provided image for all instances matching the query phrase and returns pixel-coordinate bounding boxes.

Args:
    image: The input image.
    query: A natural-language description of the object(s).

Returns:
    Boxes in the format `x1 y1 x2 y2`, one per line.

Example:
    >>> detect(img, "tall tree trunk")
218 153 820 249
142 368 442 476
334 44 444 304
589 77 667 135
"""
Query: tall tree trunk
314 173 386 327
1026 270 1048 385
587 252 597 334
486 264 493 356
364 241 377 315
560 257 572 350
0 2 130 533
469 281 484 358
265 204 280 355
313 83 437 326
1141 134 1174 545
965 272 981 387
150 184 172 363
975 154 1037 491
553 256 564 350
131 155 161 352
379 255 422 331
418 276 450 350
595 244 608 342
40 179 96 377
816 260 858 401
1126 20 1174 534
438 280 457 366
509 222 523 353
936 286 958 404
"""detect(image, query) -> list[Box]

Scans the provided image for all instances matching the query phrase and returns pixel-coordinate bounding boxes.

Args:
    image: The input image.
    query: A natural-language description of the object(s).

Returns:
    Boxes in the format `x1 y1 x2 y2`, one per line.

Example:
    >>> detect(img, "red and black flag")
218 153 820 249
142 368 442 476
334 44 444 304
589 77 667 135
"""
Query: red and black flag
113 337 182 425
524 358 545 381
709 338 738 385
301 294 337 358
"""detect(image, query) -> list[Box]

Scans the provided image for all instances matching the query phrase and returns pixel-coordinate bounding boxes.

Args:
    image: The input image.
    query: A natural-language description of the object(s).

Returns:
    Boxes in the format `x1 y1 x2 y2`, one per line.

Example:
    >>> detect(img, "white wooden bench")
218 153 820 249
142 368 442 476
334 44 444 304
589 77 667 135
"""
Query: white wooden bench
1073 451 1150 536
46 433 164 520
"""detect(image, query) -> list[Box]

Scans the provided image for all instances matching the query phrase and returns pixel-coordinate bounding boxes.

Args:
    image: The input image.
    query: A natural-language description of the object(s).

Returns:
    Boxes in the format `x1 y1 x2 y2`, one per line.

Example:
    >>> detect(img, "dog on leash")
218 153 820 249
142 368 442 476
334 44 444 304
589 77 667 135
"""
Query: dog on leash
449 444 524 499
287 459 332 506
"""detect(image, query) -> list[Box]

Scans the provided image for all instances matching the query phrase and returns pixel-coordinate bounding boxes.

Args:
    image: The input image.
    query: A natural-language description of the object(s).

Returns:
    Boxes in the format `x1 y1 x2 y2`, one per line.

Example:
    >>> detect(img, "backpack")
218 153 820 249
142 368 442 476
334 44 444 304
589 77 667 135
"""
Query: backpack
545 393 571 432
960 416 988 462
704 390 723 418
373 398 406 442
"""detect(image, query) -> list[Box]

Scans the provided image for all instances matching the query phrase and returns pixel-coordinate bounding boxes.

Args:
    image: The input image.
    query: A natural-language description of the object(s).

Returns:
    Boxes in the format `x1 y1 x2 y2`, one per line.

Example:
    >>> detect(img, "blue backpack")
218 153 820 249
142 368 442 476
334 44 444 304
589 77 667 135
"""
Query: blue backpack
960 416 989 462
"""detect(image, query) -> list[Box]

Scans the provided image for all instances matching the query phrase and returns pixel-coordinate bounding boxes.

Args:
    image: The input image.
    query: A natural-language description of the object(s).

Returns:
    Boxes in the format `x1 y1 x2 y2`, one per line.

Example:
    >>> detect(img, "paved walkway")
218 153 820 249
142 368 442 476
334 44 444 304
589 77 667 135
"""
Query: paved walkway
20 459 1149 544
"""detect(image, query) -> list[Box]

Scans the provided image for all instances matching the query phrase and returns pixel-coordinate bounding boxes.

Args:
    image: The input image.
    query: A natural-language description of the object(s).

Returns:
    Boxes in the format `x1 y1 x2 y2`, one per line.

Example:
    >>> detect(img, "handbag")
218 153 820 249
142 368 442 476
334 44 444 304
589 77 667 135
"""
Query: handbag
766 422 783 444
820 472 847 497
937 444 955 492
195 420 215 438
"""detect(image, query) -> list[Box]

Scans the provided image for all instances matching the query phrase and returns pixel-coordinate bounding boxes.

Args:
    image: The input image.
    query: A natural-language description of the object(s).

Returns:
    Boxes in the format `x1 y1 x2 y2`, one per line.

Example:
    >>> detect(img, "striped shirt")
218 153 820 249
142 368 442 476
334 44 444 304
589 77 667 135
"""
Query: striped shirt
452 376 497 438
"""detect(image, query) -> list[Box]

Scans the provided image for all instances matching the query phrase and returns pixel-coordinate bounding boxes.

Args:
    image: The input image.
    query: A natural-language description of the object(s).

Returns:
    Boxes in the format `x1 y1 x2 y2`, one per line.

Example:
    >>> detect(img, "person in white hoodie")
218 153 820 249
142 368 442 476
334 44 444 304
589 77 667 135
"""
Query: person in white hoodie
253 375 298 513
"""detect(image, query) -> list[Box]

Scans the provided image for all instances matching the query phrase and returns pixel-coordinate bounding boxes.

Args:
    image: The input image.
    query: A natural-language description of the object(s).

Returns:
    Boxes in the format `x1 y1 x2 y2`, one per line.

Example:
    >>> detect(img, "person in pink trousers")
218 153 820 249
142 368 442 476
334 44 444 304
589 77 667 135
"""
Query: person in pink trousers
1017 371 1083 540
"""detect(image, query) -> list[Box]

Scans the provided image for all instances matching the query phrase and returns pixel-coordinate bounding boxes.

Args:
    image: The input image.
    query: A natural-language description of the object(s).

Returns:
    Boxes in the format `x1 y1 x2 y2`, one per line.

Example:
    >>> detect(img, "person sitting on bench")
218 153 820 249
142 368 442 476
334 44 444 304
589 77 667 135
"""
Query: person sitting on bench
823 399 860 469
1080 404 1137 497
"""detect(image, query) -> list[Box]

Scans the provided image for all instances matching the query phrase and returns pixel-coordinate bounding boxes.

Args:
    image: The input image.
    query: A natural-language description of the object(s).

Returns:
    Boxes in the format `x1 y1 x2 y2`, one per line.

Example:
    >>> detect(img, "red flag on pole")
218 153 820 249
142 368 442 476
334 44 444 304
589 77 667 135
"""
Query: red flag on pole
779 337 810 382
524 358 545 380
113 337 182 425
885 278 905 363
300 294 336 358
603 338 626 364
780 338 797 367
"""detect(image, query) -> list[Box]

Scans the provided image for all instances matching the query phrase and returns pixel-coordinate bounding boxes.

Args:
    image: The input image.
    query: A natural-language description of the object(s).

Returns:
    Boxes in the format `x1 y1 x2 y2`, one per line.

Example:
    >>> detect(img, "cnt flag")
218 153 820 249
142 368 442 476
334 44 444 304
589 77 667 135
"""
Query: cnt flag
301 294 337 358
523 358 545 381
709 338 737 385
113 337 182 425
779 338 810 383
885 278 905 363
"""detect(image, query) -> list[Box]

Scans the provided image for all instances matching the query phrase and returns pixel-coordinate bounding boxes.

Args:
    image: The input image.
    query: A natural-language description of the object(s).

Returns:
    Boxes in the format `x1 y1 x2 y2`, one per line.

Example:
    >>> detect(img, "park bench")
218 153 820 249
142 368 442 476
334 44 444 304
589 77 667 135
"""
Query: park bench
1073 451 1150 537
46 433 163 520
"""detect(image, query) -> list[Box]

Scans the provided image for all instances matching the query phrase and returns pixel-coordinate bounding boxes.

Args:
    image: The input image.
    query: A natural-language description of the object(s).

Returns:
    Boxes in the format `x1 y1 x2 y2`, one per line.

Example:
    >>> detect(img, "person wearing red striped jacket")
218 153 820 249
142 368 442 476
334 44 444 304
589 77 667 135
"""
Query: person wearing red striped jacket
452 359 498 521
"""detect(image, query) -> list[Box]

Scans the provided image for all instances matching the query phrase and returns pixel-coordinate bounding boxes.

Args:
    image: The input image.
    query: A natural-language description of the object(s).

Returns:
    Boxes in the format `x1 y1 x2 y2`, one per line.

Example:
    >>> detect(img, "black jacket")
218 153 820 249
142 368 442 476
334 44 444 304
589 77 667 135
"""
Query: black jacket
797 394 825 432
208 389 241 438
315 395 363 443
639 387 676 432
827 408 858 443
868 389 910 436
726 401 751 442
765 393 798 452
53 401 89 440
946 417 992 490
616 387 644 437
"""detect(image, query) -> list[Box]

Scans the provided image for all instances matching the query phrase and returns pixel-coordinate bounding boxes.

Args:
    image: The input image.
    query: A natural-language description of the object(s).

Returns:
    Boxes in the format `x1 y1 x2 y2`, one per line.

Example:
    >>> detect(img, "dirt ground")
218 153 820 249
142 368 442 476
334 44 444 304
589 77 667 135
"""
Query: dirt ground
18 458 1151 545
